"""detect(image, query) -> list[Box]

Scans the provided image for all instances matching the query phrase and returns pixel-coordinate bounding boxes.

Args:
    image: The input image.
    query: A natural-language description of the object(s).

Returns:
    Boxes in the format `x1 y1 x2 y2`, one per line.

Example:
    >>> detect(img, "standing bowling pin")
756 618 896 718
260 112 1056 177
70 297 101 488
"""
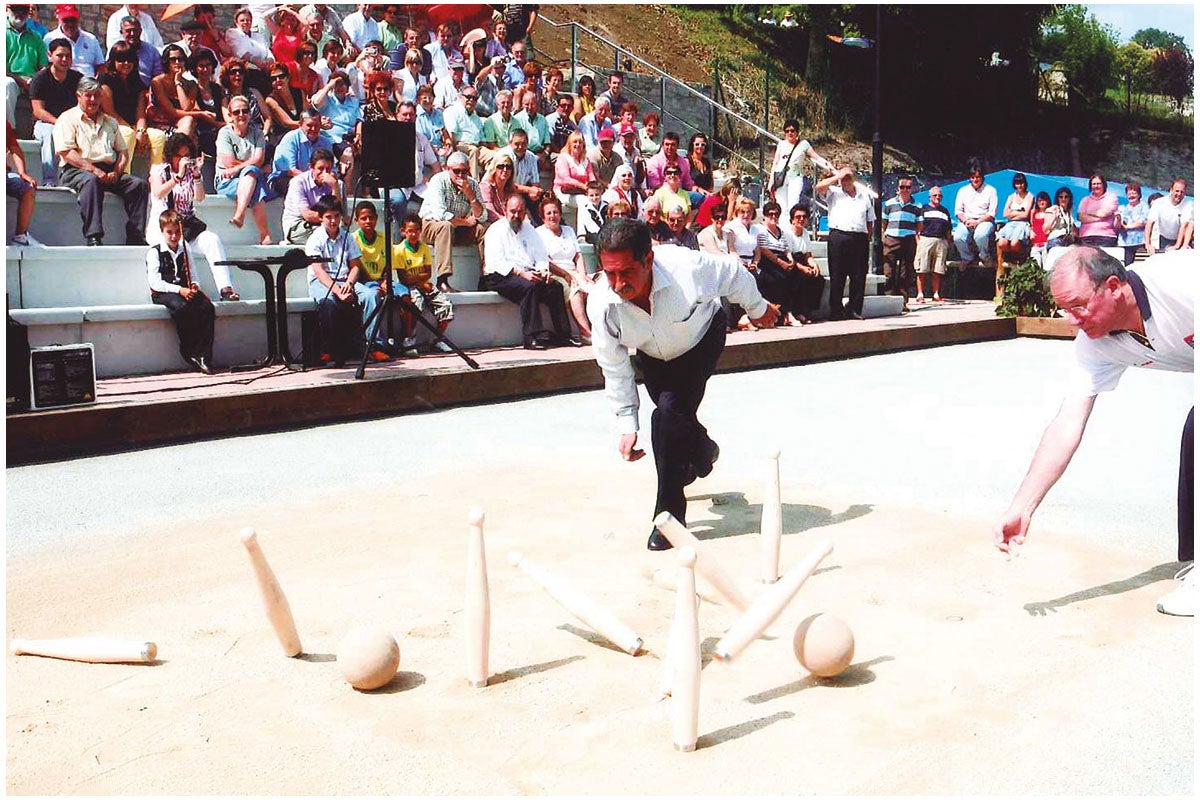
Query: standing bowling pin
654 512 751 611
713 540 834 662
240 528 302 657
464 507 490 688
760 449 782 584
671 547 701 752
509 551 643 655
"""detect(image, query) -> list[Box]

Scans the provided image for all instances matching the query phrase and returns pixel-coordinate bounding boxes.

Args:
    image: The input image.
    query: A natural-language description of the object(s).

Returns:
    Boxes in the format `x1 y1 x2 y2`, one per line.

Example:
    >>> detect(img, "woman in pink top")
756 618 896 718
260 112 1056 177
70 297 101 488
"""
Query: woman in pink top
553 130 596 232
1077 173 1119 247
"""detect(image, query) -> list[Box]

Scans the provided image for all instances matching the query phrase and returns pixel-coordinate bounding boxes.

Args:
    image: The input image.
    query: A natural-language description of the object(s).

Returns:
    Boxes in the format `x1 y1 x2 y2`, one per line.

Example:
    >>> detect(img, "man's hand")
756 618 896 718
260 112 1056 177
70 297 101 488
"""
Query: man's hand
318 171 337 190
618 432 645 462
333 281 354 301
749 303 780 328
320 115 333 129
180 286 197 300
993 509 1030 555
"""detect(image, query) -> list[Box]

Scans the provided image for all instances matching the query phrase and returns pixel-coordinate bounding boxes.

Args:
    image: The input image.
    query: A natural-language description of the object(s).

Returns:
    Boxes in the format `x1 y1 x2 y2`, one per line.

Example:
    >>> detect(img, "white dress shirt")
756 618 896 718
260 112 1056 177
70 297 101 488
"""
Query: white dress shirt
341 11 380 49
587 244 769 434
145 241 195 294
954 183 998 222
106 6 163 50
824 184 875 233
483 218 548 277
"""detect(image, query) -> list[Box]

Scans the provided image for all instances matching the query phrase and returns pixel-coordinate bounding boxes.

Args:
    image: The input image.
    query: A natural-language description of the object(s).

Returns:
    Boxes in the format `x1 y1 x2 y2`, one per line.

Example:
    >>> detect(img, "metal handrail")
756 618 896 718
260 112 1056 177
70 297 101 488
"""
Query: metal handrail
537 13 781 148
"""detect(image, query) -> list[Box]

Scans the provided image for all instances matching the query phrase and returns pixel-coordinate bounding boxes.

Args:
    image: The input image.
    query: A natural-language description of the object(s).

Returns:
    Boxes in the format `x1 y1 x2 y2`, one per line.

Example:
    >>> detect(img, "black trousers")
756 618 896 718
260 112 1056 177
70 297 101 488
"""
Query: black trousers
58 162 149 244
480 271 571 343
827 229 869 317
1179 407 1194 562
315 295 363 360
756 258 825 319
152 290 214 363
882 234 917 295
635 308 726 525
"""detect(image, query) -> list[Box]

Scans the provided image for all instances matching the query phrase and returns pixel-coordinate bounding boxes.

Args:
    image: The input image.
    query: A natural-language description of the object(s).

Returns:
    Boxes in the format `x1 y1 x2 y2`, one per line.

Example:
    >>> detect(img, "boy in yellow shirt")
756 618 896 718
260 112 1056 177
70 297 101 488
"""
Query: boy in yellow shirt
396 212 455 353
351 200 409 356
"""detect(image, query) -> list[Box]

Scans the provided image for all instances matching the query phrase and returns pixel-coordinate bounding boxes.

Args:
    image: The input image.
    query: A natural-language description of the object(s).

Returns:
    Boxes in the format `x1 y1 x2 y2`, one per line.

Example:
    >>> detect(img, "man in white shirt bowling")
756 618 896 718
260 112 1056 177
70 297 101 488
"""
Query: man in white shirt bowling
588 219 779 550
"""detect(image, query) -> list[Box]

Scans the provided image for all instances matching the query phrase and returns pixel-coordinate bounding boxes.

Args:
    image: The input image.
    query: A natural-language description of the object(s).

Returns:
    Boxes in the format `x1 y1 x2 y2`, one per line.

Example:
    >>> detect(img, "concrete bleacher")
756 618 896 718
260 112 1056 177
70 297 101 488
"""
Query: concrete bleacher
7 137 902 378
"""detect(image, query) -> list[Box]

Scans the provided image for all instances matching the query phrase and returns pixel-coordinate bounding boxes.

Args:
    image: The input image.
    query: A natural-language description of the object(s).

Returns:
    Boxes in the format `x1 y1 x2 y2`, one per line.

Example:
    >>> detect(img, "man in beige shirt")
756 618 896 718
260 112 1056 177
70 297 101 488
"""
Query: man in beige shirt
53 76 149 245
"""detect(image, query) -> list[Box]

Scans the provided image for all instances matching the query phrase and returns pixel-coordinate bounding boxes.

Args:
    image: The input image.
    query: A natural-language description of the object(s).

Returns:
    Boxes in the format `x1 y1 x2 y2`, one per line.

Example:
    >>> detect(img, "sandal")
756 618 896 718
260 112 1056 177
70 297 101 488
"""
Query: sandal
220 286 240 301
260 236 275 245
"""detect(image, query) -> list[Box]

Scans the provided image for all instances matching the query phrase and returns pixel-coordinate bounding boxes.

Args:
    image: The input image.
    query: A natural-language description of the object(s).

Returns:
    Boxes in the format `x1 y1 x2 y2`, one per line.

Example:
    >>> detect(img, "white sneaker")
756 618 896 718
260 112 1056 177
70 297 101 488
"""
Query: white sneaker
8 232 42 247
1156 563 1194 616
434 340 454 353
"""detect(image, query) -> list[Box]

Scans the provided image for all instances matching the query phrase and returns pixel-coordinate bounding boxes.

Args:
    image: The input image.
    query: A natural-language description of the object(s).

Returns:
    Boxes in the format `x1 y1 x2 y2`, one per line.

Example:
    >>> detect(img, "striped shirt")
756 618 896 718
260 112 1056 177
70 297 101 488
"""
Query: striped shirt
883 196 921 238
918 203 952 240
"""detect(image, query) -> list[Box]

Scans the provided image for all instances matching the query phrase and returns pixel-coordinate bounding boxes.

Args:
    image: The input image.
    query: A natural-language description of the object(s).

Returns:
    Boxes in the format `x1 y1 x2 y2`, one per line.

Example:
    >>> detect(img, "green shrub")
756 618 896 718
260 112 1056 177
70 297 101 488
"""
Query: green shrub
997 259 1059 317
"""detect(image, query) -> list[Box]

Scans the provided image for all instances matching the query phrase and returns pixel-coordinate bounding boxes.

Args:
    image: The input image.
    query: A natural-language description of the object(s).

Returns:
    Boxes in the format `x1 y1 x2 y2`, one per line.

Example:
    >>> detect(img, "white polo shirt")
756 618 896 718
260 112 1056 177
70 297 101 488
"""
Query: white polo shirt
1067 249 1195 398
823 184 875 233
1148 196 1194 242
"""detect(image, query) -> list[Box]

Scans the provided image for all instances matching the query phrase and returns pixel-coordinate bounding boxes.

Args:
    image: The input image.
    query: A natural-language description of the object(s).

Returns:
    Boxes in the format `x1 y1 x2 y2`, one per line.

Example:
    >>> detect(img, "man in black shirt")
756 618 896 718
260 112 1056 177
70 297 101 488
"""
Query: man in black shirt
914 185 953 302
29 37 81 186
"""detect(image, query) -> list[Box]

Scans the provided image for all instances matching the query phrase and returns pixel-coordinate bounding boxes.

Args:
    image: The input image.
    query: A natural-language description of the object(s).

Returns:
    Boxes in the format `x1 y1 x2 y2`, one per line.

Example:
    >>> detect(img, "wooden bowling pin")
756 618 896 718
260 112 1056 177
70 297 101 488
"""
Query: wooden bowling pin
645 567 724 606
240 528 302 657
654 512 751 611
464 507 490 688
509 551 643 655
713 540 834 662
10 636 157 663
671 547 701 752
760 449 782 584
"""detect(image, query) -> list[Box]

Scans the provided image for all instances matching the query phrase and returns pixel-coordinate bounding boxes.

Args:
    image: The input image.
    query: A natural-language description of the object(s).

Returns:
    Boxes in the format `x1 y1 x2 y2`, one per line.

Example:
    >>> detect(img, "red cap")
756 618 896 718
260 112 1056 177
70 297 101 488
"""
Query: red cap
617 123 637 137
55 4 81 18
597 127 615 141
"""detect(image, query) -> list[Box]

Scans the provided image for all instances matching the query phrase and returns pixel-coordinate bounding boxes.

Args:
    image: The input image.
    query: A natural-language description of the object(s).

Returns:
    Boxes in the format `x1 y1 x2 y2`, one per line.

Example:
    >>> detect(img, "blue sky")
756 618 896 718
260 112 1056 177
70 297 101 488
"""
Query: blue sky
1086 3 1194 47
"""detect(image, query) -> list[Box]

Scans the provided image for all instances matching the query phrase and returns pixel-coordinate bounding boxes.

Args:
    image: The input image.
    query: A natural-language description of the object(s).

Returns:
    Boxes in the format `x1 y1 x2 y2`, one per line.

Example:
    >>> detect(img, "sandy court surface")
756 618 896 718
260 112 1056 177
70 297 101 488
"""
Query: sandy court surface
5 339 1194 794
6 463 1193 795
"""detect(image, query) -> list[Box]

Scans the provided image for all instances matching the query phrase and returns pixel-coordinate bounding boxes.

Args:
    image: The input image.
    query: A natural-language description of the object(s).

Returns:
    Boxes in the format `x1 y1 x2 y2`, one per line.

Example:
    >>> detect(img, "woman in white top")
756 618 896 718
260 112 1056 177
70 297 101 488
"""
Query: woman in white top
769 118 832 225
393 47 427 103
535 195 593 341
697 204 735 255
148 133 237 300
725 197 763 267
601 164 640 220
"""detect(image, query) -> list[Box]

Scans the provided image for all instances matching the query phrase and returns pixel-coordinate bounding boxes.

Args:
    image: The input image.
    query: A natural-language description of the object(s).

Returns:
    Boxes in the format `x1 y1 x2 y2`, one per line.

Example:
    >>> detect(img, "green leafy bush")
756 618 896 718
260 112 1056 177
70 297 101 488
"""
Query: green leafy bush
997 259 1059 318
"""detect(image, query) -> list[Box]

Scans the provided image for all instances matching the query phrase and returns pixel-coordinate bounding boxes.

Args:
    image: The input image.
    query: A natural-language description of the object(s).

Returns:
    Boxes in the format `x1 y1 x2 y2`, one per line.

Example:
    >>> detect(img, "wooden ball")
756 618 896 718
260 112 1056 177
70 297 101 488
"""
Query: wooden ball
793 613 854 677
337 627 400 690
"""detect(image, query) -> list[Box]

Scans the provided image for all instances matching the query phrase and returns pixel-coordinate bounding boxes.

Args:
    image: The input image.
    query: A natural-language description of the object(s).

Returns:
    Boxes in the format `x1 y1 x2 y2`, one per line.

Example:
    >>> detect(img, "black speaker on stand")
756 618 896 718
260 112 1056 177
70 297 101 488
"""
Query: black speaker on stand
353 120 478 377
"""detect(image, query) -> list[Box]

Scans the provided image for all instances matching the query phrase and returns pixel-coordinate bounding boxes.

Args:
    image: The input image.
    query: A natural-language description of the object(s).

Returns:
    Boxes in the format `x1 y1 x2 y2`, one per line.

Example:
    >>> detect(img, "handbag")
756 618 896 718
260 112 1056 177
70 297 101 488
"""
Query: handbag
770 142 799 191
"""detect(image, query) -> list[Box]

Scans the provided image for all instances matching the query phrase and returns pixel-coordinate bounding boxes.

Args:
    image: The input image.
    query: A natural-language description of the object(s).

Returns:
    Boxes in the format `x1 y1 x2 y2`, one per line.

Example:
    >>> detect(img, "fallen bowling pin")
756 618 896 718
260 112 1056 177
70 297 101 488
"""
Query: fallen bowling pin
654 512 750 611
793 613 855 677
10 636 157 664
240 528 302 657
760 449 782 584
670 547 701 753
509 551 643 655
713 540 834 662
464 507 490 688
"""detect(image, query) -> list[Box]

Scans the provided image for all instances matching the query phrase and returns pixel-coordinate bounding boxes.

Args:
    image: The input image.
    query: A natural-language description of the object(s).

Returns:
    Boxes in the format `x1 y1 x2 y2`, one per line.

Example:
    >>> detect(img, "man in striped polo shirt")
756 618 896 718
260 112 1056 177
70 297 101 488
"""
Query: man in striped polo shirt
882 175 921 309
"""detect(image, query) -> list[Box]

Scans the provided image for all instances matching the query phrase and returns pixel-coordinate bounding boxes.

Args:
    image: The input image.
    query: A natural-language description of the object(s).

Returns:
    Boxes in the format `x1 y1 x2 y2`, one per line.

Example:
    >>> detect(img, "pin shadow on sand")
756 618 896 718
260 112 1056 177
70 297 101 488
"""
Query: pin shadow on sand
1023 562 1183 616
687 492 873 542
743 655 895 704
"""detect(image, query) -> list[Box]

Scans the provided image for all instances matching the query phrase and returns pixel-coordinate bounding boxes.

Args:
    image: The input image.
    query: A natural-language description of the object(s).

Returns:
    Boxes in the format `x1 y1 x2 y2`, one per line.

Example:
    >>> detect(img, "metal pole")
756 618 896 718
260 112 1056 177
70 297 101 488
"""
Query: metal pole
570 25 577 90
659 75 666 126
872 5 884 276
614 46 620 74
760 65 769 175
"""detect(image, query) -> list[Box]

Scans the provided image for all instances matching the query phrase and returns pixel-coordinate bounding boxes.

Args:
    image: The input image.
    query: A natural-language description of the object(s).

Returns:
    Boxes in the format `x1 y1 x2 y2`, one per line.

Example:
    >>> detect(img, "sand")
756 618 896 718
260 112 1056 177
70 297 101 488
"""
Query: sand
6 462 1192 795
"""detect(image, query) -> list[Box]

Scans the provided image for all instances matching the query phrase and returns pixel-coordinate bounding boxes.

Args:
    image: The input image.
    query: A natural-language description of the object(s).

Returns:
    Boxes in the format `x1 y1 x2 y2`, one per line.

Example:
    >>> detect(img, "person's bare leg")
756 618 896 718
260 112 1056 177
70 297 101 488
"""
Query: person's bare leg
915 271 925 301
231 172 253 227
932 272 942 299
251 201 272 243
570 292 591 337
16 187 34 234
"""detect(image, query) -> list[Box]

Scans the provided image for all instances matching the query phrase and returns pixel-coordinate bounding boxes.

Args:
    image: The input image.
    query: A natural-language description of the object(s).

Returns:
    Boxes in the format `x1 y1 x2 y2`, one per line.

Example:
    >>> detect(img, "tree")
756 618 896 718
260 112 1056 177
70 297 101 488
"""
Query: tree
1115 41 1153 114
1036 4 1118 107
1133 27 1188 52
1153 47 1195 114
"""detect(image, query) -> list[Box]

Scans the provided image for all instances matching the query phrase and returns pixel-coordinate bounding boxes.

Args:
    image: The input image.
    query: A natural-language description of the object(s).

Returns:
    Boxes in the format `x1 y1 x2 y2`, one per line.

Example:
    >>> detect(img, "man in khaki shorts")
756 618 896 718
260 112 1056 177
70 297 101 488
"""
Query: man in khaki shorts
914 185 953 302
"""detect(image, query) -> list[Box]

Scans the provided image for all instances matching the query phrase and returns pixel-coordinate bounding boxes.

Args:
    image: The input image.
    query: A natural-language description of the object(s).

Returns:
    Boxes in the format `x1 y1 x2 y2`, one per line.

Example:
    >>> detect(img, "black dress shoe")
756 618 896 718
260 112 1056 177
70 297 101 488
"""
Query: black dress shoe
523 340 548 351
848 311 864 320
86 235 102 246
647 528 674 551
566 335 584 347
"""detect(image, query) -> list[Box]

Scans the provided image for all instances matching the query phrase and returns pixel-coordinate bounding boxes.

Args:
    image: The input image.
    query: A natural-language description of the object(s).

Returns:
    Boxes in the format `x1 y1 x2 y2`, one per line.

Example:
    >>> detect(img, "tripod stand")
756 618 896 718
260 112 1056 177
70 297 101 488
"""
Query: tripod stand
354 187 479 379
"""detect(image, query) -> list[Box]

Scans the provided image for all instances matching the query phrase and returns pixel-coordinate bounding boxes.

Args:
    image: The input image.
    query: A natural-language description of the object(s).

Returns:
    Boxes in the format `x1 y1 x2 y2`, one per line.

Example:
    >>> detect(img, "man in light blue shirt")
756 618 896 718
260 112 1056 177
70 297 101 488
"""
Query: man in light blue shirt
443 86 484 179
269 110 335 197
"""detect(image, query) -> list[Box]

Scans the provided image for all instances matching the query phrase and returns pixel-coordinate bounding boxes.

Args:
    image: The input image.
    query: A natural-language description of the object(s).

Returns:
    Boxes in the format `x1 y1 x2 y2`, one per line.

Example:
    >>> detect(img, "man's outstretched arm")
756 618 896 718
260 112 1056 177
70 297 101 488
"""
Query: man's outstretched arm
993 394 1096 553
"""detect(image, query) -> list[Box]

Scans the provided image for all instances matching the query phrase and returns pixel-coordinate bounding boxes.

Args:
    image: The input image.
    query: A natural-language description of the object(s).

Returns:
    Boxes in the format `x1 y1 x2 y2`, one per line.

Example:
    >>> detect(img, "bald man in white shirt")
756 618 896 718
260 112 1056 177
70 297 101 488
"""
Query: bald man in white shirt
589 219 779 550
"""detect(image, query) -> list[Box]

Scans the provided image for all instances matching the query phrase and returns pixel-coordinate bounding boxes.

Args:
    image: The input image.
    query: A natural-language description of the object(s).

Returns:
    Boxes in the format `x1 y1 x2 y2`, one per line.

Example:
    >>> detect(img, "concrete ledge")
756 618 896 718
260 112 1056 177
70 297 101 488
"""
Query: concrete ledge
7 310 1017 464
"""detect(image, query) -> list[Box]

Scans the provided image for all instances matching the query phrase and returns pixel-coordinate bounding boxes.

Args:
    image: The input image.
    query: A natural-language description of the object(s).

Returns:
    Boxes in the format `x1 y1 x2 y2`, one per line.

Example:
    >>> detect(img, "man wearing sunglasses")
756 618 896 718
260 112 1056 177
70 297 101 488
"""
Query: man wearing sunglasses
418 151 486 293
996 246 1194 616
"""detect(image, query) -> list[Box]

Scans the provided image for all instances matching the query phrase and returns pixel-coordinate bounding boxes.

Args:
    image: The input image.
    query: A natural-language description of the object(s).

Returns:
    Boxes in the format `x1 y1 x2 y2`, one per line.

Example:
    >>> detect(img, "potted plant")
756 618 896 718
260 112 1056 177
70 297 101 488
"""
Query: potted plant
996 258 1074 337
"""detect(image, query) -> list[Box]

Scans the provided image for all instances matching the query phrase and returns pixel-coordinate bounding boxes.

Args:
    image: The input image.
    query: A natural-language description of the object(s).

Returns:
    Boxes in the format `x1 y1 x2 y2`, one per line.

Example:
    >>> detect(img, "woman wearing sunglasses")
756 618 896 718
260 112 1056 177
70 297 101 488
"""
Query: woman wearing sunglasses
216 94 274 244
99 40 165 169
769 118 832 225
146 44 198 142
219 57 269 140
262 65 301 149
